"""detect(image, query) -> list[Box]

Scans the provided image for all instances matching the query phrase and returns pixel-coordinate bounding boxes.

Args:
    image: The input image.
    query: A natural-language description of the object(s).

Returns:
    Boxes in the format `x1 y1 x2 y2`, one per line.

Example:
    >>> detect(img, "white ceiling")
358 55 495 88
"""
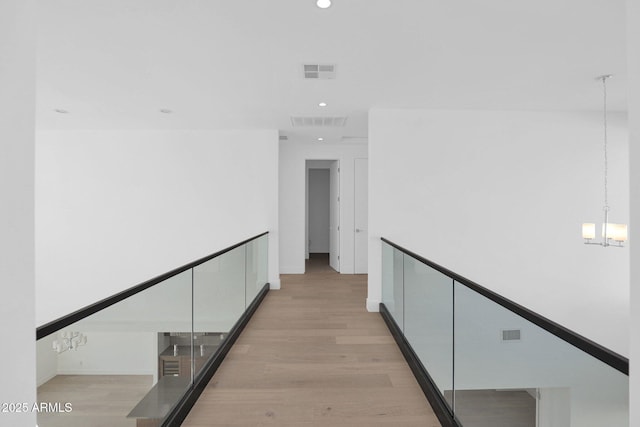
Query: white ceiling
36 0 628 143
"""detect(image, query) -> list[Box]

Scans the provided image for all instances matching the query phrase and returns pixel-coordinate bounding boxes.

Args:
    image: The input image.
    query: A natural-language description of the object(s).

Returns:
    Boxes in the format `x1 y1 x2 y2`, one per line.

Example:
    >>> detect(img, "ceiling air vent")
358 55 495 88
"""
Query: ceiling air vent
502 329 521 342
290 116 347 127
303 64 336 79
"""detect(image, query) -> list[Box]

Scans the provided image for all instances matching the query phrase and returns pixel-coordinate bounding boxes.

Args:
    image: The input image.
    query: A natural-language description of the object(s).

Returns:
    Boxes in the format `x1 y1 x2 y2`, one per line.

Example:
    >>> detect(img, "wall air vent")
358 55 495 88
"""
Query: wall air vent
303 64 336 79
279 135 288 141
290 116 347 127
502 329 521 341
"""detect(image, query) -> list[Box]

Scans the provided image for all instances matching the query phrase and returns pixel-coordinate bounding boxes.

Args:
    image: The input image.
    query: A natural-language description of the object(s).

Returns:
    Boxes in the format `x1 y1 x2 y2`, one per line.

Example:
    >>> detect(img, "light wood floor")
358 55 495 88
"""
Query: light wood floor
37 375 152 427
182 254 440 426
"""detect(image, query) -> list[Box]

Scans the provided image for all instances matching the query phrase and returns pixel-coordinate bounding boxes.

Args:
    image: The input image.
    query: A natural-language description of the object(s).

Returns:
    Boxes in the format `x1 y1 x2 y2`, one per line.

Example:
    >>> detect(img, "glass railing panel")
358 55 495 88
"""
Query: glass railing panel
453 281 629 427
245 233 268 306
381 241 404 331
36 269 193 427
192 245 246 378
403 255 454 410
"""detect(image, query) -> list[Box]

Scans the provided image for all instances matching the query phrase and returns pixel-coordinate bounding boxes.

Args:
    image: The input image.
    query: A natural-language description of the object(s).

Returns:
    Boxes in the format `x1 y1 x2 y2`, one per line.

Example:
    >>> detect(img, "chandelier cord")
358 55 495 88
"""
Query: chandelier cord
603 75 609 212
582 74 627 246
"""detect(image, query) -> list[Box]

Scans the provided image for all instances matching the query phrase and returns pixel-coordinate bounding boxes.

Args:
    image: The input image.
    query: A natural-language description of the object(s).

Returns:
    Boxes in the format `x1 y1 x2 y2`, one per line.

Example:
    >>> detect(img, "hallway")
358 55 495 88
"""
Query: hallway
182 255 439 426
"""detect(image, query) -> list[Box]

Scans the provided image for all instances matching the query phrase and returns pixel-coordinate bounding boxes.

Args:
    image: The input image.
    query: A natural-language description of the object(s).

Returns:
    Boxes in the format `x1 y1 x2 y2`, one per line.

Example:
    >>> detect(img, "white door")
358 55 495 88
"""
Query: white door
329 161 340 272
354 158 368 274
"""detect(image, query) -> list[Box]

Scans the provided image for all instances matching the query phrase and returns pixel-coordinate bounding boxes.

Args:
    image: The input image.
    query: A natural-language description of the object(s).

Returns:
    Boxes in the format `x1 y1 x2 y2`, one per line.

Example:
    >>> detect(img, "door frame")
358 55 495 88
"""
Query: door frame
353 158 368 274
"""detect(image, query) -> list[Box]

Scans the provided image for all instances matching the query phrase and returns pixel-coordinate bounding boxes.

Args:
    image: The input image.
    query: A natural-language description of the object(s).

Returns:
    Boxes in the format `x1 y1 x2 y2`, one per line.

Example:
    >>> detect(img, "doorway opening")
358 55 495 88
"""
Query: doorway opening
305 160 339 273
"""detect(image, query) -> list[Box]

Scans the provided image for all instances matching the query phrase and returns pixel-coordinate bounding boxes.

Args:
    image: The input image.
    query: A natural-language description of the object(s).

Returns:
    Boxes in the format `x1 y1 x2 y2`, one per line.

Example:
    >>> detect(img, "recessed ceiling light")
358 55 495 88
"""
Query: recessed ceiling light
316 0 331 9
160 109 172 114
317 137 324 141
54 109 69 114
319 102 327 107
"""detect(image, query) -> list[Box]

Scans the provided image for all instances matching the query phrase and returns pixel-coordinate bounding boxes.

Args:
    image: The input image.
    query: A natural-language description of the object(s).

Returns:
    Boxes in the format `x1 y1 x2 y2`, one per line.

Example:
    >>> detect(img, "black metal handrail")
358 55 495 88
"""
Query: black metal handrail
381 237 628 375
36 231 269 340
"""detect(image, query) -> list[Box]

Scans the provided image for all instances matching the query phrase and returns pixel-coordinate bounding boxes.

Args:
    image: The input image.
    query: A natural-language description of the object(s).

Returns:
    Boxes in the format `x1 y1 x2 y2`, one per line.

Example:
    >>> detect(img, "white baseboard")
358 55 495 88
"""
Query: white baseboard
366 298 381 312
37 372 57 387
56 370 154 376
279 266 305 274
269 280 281 290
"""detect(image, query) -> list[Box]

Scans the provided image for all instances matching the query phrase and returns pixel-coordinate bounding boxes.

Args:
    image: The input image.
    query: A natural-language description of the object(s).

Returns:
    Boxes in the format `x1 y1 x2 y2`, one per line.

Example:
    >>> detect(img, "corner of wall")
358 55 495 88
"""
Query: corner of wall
627 0 640 423
0 2 36 424
366 298 381 312
279 267 305 274
269 280 281 290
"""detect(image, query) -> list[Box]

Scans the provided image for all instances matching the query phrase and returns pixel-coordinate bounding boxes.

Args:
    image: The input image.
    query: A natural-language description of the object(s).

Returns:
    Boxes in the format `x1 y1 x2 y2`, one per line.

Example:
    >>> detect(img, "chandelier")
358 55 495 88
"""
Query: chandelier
52 331 87 353
582 75 627 247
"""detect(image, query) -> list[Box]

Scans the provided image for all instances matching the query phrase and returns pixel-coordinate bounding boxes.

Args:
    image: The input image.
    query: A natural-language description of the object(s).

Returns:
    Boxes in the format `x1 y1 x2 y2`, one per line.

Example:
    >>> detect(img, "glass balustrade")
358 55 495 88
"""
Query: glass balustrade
36 233 269 427
245 233 269 306
381 242 404 331
454 281 628 427
381 239 628 427
193 245 246 380
404 255 454 409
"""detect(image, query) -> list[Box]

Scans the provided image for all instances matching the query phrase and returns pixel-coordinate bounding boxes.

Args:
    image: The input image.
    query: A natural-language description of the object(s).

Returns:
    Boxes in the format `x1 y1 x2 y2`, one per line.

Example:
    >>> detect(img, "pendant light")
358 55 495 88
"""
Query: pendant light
582 75 628 247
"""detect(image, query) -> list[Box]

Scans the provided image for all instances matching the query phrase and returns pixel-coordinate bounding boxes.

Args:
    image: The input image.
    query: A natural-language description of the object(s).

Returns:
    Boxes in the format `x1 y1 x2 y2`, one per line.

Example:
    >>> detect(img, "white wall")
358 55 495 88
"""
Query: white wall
36 129 279 326
37 335 58 387
308 168 330 253
628 0 640 423
538 388 571 427
369 109 629 356
0 1 36 426
280 142 367 274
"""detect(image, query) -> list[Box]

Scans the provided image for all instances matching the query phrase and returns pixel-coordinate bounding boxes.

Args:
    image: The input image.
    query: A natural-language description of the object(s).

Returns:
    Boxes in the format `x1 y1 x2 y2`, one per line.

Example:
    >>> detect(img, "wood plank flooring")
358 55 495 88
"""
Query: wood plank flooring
37 375 152 427
182 254 440 426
